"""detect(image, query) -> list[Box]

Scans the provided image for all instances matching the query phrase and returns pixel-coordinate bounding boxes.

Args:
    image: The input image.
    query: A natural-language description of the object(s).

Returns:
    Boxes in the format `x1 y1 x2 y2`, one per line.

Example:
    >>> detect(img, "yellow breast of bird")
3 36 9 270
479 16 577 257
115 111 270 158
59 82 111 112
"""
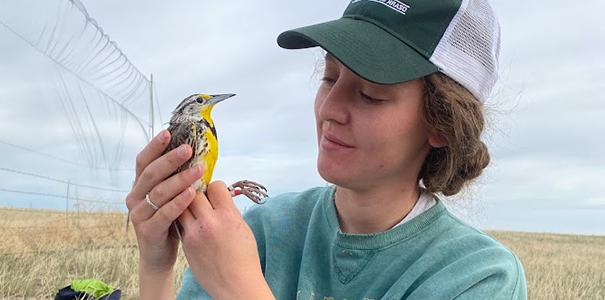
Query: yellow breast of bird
187 105 219 193
196 125 218 190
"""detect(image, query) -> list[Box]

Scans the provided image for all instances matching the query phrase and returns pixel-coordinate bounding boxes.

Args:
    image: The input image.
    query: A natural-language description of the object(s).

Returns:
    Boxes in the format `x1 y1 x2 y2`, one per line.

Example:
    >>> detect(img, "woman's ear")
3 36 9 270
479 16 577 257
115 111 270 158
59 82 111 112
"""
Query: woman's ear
428 131 447 148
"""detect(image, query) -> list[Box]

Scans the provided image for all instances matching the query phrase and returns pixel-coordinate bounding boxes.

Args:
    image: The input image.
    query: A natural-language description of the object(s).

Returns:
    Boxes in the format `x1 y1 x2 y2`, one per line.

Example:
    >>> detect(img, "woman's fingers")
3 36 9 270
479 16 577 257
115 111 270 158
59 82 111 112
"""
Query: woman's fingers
188 191 214 220
127 131 172 211
128 144 193 205
178 208 196 234
206 181 238 212
132 165 203 222
135 130 171 182
187 181 238 221
145 187 196 234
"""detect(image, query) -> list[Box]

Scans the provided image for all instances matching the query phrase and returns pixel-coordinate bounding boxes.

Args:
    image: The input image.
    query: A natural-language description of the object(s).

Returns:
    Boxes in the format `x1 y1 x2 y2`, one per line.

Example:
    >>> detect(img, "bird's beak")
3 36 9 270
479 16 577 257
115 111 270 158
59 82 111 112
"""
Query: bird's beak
208 93 236 105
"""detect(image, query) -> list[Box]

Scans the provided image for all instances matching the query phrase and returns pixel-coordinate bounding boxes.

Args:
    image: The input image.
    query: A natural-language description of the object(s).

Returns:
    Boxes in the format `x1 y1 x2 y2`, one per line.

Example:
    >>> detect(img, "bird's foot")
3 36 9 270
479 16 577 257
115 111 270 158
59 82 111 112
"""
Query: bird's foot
228 180 268 204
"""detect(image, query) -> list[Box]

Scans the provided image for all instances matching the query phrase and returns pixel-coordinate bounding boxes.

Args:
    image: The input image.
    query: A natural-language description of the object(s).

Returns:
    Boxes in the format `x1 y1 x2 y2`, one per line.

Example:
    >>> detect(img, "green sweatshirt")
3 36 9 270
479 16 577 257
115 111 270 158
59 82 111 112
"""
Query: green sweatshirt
178 186 527 299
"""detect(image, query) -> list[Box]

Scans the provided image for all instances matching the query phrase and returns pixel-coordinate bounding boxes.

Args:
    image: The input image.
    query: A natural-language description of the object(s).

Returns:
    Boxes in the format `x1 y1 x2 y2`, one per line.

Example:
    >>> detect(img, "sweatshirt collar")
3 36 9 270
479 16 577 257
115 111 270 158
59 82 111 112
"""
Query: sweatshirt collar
322 186 447 250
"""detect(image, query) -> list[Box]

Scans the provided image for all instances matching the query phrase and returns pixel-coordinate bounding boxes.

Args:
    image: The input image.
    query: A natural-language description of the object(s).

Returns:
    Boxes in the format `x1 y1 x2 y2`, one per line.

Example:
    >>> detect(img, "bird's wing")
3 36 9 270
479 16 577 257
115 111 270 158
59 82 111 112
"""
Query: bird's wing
166 120 197 175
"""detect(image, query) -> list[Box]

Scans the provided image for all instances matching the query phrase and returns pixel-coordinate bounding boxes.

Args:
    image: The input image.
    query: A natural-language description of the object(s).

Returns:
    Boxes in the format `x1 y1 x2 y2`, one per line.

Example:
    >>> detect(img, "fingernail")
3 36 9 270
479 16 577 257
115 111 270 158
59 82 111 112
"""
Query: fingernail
190 165 203 176
181 187 192 198
177 144 189 158
156 130 169 143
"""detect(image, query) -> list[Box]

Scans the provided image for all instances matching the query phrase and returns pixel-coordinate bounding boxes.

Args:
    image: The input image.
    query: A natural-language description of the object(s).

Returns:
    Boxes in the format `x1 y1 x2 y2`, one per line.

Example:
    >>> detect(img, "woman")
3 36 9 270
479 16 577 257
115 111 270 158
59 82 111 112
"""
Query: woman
127 0 527 299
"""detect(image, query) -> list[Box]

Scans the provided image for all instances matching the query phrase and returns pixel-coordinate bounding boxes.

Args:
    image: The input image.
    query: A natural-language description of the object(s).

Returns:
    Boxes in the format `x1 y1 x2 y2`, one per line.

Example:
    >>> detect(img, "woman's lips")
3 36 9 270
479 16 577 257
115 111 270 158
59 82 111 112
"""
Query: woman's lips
321 134 354 150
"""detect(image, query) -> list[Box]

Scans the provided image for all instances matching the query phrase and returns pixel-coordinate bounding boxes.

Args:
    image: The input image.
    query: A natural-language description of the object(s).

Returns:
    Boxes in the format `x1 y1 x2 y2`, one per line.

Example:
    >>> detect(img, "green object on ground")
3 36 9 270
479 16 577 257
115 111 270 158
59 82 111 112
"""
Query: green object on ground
71 279 115 299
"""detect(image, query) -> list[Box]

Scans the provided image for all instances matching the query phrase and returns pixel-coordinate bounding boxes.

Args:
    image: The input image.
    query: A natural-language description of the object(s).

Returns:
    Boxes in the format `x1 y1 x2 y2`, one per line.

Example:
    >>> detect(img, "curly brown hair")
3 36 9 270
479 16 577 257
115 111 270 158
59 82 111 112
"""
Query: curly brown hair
419 72 490 196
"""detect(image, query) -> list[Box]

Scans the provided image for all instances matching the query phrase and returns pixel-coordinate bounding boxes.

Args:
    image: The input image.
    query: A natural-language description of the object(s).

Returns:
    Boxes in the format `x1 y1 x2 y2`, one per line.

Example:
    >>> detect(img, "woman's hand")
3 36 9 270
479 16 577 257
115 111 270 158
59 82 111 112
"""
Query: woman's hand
126 130 201 273
179 181 274 300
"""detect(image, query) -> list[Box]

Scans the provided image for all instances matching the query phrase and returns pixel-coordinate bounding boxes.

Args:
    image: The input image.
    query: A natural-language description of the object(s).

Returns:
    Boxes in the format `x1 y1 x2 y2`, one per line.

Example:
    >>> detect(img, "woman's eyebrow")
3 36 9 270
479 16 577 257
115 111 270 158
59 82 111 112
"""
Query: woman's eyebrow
324 53 338 64
324 53 343 71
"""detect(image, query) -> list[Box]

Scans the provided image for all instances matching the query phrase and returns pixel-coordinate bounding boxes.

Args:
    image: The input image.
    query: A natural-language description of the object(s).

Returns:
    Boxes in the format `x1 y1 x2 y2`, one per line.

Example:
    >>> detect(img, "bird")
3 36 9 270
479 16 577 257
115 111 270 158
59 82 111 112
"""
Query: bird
163 93 268 238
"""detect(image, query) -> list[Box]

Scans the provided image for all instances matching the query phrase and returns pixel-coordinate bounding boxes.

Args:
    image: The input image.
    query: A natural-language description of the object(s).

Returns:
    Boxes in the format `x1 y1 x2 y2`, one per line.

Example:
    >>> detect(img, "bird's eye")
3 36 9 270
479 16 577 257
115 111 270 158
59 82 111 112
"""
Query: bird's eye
196 98 204 103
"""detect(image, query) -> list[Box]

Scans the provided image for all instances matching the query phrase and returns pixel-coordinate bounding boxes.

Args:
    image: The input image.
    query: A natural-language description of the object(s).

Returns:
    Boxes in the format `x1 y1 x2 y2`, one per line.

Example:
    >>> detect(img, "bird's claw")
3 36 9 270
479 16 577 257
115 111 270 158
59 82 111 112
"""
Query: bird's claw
228 180 268 204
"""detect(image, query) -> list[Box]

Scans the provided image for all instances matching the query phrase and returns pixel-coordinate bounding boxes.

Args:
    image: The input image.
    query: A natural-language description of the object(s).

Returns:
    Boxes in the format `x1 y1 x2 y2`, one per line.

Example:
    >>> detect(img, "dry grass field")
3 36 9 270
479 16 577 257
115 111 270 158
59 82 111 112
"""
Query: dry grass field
489 231 605 299
0 207 603 299
0 207 188 299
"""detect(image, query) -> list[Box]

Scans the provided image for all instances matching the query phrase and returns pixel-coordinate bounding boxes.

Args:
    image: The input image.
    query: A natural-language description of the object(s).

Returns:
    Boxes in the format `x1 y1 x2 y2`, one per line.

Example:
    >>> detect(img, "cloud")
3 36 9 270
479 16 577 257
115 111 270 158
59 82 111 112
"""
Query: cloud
0 0 603 235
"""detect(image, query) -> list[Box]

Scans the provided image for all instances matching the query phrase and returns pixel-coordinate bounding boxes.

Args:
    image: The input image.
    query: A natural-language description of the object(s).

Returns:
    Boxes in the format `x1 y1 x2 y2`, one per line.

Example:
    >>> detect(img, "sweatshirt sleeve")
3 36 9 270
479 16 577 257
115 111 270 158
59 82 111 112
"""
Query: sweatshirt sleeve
453 254 527 300
402 244 528 300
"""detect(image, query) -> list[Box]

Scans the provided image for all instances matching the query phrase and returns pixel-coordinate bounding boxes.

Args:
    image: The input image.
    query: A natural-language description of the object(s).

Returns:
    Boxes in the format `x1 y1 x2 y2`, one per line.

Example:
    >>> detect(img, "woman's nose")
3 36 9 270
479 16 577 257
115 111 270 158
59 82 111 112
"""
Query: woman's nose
317 75 353 125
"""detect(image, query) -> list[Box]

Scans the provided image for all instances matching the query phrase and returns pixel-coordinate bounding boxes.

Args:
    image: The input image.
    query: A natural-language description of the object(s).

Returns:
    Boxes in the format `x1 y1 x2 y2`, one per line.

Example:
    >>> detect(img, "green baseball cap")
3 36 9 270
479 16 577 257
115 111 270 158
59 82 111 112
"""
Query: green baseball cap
277 0 501 102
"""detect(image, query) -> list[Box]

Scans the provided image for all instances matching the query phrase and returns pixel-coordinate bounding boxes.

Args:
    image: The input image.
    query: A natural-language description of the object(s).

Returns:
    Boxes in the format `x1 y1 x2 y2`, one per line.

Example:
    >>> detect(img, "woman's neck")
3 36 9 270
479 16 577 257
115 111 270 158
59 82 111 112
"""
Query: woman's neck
334 184 421 234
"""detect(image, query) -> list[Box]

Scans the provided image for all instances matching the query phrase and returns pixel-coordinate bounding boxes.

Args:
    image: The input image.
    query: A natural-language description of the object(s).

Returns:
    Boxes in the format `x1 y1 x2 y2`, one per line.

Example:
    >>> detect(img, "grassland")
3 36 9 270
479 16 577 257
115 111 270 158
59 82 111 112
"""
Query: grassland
0 207 187 299
489 231 605 299
0 207 603 299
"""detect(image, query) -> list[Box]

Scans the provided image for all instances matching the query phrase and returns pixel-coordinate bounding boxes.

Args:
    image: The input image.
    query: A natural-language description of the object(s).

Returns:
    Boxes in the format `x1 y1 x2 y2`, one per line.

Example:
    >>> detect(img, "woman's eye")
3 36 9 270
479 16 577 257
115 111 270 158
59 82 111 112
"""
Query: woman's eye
360 91 386 104
320 76 336 86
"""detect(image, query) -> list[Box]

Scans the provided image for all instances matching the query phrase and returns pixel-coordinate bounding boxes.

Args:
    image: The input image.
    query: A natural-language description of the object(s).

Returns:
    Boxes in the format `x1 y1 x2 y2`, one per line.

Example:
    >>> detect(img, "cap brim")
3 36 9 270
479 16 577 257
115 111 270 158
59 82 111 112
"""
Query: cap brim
277 18 438 84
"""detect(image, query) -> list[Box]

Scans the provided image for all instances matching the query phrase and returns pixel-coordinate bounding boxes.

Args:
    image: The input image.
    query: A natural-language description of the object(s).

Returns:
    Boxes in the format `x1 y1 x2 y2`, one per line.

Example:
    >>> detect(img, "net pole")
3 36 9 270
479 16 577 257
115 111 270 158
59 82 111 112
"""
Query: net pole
65 180 71 226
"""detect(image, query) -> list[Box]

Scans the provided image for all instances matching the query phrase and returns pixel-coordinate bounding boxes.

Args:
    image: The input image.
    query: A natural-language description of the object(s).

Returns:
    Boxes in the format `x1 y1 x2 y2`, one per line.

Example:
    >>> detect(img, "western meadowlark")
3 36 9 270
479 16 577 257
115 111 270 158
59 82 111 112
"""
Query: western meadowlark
164 93 268 238
128 93 268 238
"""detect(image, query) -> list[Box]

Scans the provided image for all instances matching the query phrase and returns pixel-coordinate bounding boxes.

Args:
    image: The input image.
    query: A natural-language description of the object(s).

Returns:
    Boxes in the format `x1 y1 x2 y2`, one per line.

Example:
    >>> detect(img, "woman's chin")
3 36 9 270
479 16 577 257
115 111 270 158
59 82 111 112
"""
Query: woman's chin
317 158 354 187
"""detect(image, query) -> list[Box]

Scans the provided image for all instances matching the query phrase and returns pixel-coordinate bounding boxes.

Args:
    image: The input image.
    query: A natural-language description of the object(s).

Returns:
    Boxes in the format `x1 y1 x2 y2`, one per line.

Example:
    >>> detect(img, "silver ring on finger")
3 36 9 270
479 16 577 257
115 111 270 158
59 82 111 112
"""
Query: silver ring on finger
145 194 159 211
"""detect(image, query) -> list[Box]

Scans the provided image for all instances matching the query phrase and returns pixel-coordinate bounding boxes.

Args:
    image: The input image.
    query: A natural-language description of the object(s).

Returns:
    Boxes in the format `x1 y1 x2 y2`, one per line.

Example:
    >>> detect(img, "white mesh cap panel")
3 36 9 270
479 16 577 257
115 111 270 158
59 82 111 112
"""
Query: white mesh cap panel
430 0 501 102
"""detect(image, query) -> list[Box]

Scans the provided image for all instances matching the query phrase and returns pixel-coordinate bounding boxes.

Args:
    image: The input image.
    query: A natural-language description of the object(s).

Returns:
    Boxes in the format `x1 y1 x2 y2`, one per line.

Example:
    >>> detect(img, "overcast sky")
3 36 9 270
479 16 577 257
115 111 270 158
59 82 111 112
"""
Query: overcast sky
0 0 603 235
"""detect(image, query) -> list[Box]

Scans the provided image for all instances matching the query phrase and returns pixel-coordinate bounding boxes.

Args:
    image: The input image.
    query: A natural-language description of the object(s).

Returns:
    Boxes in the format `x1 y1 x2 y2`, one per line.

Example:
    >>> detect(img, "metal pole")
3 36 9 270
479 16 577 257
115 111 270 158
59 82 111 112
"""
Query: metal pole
75 185 80 227
65 180 71 225
150 73 155 140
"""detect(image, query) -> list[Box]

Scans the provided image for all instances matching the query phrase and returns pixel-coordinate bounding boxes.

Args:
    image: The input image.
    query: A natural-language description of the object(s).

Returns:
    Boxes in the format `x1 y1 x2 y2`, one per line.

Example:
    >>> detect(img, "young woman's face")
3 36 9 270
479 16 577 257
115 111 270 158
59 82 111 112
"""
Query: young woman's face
315 54 436 191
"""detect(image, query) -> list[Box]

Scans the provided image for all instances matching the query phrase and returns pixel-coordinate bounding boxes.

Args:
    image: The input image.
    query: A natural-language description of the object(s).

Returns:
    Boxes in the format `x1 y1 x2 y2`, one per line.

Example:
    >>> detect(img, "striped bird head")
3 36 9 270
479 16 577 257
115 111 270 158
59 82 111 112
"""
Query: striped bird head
171 93 235 123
